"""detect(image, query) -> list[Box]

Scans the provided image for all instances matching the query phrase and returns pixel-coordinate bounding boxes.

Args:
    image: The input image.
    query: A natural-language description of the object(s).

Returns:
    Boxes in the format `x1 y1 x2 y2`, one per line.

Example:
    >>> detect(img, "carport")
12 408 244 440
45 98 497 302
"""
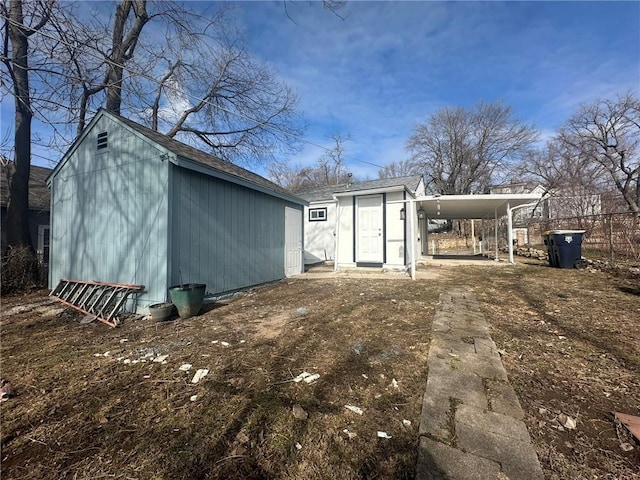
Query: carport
406 193 542 278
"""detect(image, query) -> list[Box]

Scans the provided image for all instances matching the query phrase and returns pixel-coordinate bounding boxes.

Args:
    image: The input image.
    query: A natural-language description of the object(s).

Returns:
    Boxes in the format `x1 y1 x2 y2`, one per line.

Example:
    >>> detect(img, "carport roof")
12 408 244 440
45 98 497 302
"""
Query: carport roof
415 193 542 219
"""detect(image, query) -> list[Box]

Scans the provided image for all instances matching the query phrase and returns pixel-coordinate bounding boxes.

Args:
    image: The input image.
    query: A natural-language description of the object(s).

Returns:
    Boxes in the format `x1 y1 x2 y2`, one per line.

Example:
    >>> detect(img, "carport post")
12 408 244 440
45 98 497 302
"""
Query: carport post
494 209 499 261
409 199 416 280
332 195 339 272
507 201 514 264
471 219 476 254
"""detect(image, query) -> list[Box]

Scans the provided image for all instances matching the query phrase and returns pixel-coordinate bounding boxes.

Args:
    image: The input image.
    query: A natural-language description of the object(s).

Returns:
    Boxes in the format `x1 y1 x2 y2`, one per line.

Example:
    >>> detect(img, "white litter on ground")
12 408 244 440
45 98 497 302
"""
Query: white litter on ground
190 395 198 402
303 373 320 384
153 355 169 363
403 419 412 427
293 372 312 383
191 369 209 384
179 364 192 371
345 405 364 415
377 431 392 439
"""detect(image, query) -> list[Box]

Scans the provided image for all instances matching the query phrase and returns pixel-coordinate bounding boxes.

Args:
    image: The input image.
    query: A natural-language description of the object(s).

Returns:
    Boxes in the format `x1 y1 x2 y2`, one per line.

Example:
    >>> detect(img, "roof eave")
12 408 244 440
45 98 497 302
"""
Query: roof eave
333 185 414 198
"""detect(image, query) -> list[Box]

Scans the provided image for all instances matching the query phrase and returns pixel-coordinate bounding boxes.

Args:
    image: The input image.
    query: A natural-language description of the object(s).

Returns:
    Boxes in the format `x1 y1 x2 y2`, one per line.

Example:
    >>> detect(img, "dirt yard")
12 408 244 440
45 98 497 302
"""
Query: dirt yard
1 261 639 479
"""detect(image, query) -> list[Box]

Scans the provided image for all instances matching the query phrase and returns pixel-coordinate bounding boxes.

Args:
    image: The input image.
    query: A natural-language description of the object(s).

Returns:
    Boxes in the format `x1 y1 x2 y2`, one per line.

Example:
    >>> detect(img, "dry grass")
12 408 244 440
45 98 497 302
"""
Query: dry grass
470 260 640 480
1 278 438 479
1 261 639 479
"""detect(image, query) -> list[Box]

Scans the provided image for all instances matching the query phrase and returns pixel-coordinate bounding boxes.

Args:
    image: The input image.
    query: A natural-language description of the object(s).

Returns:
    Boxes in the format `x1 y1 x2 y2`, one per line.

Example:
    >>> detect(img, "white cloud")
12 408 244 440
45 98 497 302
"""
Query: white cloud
154 76 192 125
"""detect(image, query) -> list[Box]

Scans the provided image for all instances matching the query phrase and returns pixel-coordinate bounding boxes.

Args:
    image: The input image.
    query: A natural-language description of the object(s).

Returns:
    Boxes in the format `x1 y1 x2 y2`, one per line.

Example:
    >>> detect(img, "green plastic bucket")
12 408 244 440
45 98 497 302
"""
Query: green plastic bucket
168 284 206 319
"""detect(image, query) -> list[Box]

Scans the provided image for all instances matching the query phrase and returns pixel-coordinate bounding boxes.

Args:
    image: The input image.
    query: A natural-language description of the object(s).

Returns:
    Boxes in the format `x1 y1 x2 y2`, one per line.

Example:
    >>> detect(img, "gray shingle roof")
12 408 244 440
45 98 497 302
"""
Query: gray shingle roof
1 162 53 211
297 175 423 202
110 111 303 202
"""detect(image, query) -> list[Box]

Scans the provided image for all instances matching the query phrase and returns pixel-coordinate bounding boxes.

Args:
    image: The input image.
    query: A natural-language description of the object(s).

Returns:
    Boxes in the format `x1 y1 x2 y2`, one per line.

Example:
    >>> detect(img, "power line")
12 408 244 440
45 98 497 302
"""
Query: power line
0 11 389 172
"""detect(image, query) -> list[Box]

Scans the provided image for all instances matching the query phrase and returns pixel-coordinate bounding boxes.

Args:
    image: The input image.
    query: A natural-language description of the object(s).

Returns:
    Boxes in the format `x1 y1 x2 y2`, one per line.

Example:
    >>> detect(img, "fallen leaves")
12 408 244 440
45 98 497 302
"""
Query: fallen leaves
292 404 308 420
557 413 577 430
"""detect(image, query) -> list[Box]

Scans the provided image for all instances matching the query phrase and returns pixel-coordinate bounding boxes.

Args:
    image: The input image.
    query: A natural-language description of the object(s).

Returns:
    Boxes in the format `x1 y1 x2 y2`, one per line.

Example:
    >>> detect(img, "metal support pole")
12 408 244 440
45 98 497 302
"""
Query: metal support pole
471 219 476 254
425 217 429 255
609 214 614 263
494 209 499 261
333 197 339 272
507 202 514 264
409 199 416 280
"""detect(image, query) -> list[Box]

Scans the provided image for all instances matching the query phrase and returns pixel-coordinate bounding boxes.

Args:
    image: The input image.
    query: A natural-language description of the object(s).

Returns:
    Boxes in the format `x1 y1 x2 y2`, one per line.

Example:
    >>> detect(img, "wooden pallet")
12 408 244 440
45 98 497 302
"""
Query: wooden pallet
50 279 144 327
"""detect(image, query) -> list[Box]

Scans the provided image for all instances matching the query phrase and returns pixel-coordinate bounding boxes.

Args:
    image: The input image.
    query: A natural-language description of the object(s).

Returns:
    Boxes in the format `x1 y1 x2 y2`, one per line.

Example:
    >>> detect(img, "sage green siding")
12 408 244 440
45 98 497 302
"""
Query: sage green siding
169 166 301 294
49 115 170 307
50 111 304 311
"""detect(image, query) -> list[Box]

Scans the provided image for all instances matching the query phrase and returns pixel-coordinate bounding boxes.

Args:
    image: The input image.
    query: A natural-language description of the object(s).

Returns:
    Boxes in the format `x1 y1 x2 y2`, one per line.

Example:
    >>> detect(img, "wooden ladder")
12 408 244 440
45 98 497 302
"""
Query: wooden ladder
50 279 144 327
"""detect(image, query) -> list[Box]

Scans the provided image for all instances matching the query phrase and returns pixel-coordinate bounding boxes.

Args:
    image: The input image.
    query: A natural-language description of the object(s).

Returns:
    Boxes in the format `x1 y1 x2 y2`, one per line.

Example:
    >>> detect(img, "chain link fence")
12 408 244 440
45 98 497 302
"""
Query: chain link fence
524 212 640 265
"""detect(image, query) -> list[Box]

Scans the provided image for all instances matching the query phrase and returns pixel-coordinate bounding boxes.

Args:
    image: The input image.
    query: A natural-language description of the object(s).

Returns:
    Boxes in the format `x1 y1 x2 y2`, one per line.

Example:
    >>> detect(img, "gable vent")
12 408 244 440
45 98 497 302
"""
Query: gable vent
97 131 108 150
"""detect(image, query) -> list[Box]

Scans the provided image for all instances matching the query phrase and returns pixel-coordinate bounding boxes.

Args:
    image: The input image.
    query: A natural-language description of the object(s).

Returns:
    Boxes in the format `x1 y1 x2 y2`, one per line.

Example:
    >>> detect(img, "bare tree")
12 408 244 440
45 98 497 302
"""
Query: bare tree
46 1 302 165
378 159 420 179
406 101 538 194
284 0 348 23
269 134 353 191
1 0 54 255
557 92 640 213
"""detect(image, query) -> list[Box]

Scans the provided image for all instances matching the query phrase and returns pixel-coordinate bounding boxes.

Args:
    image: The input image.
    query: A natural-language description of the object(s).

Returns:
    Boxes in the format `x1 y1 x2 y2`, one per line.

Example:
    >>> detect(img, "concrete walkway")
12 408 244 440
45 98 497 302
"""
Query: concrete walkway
417 288 544 480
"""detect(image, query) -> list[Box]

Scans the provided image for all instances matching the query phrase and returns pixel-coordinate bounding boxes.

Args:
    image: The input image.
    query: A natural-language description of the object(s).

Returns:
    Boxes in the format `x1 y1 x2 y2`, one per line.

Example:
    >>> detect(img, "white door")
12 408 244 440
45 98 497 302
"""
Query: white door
357 195 383 263
285 207 303 277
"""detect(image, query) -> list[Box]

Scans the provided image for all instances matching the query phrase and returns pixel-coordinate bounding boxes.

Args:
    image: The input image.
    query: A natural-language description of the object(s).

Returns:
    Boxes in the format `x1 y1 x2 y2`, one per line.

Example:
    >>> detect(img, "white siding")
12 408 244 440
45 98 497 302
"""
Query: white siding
336 197 354 266
385 191 406 267
303 201 336 264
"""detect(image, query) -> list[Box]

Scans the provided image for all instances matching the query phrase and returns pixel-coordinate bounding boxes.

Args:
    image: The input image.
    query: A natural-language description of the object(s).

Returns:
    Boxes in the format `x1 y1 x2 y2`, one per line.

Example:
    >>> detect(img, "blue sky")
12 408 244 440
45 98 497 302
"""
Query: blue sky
238 0 640 179
4 1 640 181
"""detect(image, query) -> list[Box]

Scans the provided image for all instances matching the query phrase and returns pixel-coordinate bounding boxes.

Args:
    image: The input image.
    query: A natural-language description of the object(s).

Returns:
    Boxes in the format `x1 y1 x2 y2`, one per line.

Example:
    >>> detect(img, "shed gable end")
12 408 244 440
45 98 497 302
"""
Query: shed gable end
49 116 171 307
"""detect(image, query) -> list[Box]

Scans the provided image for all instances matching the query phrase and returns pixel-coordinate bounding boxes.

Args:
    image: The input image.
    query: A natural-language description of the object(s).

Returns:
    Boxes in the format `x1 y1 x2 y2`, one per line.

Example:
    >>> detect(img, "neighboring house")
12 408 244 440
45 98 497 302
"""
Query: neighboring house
297 175 425 269
1 162 53 263
47 109 306 311
490 182 601 220
490 182 601 244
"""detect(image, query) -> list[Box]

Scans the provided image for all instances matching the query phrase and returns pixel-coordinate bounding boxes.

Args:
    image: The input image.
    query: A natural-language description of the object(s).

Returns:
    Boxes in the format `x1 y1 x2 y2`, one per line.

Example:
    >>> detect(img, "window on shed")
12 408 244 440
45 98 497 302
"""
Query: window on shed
97 131 108 150
309 208 327 222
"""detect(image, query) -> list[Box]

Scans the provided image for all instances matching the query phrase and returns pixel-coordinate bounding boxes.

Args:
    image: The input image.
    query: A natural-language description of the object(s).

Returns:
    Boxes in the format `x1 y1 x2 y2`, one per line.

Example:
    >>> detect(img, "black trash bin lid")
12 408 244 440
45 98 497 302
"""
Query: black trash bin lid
545 230 586 235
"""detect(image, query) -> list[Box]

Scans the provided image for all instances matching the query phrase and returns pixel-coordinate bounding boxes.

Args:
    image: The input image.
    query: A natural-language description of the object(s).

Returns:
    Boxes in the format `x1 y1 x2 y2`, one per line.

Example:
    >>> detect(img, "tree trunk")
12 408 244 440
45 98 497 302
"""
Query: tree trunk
3 0 34 253
104 0 148 115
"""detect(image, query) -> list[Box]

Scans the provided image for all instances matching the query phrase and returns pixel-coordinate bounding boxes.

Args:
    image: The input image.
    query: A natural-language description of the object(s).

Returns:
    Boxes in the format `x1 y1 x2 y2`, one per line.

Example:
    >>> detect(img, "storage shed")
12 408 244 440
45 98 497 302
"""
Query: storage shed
298 176 425 269
47 109 305 311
